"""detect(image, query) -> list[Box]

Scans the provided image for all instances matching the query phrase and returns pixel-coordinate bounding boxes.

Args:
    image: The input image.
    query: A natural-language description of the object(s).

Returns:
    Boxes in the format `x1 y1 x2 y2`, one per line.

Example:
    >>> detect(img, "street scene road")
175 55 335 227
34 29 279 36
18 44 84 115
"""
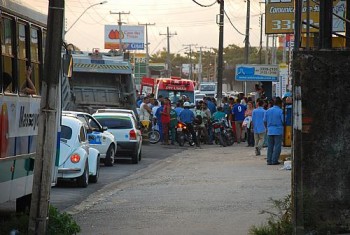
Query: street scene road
68 143 291 235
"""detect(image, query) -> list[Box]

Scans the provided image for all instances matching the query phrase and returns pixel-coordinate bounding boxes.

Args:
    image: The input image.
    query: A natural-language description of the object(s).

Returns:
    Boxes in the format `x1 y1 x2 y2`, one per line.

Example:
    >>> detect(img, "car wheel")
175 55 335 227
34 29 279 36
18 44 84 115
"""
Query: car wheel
104 145 115 167
89 156 100 183
132 148 139 164
77 161 89 188
138 149 142 161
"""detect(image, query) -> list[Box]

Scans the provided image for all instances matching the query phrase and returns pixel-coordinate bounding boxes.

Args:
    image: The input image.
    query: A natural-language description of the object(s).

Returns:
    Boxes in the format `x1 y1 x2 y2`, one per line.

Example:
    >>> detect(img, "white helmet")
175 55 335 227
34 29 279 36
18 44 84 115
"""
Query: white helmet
183 101 191 107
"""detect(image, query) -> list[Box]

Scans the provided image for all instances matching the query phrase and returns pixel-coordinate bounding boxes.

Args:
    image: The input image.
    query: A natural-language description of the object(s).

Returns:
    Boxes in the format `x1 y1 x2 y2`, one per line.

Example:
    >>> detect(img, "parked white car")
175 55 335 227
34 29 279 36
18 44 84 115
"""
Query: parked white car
92 112 142 164
95 108 138 121
62 111 117 166
58 116 100 187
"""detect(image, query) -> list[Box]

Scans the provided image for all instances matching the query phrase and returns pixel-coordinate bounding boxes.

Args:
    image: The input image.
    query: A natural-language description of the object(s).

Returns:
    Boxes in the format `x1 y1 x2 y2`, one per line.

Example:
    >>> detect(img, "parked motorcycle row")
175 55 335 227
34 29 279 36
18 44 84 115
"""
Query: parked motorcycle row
145 118 235 147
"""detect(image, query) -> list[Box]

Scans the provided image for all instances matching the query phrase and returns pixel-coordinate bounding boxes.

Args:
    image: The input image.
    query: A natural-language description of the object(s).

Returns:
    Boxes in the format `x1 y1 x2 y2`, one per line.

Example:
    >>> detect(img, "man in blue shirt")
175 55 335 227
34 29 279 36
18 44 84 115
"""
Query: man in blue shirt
252 99 266 156
264 97 284 165
205 97 217 115
179 102 199 147
232 98 247 143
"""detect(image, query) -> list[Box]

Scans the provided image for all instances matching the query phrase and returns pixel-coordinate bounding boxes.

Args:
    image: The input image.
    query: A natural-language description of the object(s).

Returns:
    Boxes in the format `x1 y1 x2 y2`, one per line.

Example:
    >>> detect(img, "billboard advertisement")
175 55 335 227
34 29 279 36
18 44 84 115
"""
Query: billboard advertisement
235 64 279 82
265 0 346 34
104 25 144 50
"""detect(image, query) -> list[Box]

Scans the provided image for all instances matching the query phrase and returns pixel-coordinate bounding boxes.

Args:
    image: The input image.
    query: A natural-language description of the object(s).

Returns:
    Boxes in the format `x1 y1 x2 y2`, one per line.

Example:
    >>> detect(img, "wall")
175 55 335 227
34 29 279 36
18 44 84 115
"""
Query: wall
293 51 350 234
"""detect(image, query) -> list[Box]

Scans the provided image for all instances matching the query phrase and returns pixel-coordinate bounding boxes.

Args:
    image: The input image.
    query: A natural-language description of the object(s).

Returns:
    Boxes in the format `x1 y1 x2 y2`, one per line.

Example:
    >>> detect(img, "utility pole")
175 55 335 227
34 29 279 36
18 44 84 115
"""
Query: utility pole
160 27 176 77
28 0 64 234
110 11 130 53
139 22 155 77
244 0 250 95
259 13 263 64
183 44 197 80
217 0 224 103
196 46 204 83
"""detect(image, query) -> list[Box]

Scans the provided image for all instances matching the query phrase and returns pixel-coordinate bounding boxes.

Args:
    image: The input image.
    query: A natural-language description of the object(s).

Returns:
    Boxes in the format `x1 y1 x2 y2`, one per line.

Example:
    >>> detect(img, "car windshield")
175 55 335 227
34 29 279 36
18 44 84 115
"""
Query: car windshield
200 84 216 91
94 116 133 129
61 125 72 140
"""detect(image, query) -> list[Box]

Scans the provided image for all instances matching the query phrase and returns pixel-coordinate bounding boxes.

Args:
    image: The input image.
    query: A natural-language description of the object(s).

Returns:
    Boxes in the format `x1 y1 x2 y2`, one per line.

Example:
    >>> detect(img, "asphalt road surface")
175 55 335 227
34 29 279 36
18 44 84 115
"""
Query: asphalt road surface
69 143 291 235
51 143 186 211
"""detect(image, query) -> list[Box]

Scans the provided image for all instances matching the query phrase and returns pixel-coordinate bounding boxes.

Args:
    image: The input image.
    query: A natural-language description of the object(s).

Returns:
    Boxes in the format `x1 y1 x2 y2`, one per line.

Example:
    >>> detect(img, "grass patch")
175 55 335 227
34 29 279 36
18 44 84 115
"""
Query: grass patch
0 205 80 235
249 195 293 235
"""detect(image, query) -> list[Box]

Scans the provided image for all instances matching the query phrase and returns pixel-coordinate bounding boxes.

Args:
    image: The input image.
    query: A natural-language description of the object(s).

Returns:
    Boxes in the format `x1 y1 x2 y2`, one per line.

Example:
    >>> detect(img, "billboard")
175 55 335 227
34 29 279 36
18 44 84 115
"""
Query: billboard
235 64 279 82
265 0 346 34
104 25 144 50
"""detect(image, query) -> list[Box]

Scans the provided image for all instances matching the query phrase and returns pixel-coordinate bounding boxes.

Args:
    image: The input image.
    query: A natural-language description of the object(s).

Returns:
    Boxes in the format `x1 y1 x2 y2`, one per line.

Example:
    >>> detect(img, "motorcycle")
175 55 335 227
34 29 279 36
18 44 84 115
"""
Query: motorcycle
176 121 195 147
211 118 229 147
221 117 235 146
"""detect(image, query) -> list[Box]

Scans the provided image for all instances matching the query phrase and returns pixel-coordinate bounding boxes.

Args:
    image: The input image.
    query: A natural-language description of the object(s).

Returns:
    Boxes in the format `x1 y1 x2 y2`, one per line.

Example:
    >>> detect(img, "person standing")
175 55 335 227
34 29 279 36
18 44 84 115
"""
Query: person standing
264 97 284 165
251 99 266 156
139 96 152 131
244 101 254 147
161 97 171 145
169 106 178 145
232 98 247 143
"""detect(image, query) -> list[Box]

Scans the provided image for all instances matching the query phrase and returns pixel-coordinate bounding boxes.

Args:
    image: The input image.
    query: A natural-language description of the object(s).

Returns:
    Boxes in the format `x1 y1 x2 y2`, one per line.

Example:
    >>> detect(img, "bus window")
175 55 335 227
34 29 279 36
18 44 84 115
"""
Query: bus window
1 17 15 93
31 27 40 94
18 22 28 95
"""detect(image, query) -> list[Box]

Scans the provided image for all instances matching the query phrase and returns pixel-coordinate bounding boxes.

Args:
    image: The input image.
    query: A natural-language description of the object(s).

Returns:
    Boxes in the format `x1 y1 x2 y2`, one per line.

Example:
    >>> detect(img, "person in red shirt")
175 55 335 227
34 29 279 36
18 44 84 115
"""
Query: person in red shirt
161 97 171 145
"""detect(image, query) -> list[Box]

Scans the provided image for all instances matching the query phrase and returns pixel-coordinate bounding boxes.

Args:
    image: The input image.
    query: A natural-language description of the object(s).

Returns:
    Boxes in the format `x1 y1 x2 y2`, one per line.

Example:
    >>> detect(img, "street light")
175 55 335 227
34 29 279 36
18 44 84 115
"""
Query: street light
65 1 107 35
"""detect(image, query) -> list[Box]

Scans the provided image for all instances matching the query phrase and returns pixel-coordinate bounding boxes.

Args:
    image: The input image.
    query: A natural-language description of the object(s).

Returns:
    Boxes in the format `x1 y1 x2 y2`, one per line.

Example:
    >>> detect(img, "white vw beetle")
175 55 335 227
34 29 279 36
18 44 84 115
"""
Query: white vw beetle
58 116 100 187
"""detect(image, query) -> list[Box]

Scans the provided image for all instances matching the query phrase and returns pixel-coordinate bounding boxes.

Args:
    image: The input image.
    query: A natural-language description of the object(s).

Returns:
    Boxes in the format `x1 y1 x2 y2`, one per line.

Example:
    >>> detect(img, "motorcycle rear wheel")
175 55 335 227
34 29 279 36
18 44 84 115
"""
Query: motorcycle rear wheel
148 130 161 144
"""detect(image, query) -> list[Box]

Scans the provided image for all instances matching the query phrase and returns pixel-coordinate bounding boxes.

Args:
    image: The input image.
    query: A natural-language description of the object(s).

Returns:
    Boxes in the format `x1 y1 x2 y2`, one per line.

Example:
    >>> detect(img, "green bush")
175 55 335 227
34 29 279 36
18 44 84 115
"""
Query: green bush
0 205 80 235
249 195 293 235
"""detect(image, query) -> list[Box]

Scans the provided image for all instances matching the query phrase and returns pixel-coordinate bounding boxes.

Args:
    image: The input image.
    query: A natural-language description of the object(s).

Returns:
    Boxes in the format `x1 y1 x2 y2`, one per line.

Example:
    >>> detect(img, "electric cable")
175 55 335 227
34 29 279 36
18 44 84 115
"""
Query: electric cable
224 10 245 36
192 0 217 8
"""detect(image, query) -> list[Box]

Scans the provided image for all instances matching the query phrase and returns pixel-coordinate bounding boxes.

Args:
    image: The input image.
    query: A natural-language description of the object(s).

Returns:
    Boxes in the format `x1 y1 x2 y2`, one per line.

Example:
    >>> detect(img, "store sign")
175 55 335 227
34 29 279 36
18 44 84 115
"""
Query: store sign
265 0 345 34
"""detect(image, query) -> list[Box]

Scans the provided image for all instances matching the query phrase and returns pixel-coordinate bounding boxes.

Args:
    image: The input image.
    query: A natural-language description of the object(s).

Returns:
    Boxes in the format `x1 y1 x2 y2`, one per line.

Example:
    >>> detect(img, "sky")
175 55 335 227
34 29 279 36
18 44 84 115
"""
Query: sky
24 0 265 55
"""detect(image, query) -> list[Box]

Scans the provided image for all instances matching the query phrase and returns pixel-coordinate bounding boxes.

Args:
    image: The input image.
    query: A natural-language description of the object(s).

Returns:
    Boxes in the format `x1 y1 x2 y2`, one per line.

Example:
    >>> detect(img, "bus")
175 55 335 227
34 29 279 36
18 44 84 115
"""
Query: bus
140 76 196 104
0 1 50 211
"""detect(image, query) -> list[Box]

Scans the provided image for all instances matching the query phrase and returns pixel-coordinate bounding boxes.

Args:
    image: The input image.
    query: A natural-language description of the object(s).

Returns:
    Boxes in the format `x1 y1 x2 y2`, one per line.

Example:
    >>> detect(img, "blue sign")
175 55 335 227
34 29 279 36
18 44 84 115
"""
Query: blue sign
126 43 144 50
235 64 279 82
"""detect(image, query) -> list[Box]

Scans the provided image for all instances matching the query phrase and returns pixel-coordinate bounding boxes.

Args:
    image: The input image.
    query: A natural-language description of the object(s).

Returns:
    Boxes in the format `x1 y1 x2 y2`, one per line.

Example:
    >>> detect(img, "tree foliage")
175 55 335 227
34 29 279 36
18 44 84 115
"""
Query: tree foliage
149 44 283 89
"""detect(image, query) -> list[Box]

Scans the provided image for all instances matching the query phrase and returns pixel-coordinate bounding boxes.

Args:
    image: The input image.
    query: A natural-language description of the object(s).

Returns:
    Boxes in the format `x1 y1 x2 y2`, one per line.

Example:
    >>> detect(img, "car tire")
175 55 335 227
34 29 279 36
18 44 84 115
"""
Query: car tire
77 161 89 188
104 145 115 167
138 149 142 161
89 156 100 183
132 148 139 164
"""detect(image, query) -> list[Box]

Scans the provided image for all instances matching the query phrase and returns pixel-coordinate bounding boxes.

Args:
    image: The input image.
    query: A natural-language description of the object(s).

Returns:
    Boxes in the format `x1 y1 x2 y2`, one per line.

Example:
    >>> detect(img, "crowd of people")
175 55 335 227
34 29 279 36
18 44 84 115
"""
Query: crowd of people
136 92 292 165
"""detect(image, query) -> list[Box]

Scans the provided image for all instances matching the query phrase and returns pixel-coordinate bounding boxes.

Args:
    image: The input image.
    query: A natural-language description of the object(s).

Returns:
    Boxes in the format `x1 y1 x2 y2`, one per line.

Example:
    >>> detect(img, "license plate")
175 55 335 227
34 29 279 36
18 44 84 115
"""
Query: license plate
214 128 221 133
177 128 182 131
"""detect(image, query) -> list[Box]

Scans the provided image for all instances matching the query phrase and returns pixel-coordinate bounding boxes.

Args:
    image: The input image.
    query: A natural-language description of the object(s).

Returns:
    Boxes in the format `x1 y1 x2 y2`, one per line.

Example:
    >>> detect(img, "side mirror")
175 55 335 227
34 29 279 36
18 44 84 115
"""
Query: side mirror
102 126 108 132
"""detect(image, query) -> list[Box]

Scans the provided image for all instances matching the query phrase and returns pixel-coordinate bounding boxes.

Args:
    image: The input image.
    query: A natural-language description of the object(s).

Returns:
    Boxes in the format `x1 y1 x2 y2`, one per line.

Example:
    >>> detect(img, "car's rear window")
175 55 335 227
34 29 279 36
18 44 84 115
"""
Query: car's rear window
94 116 133 129
61 125 72 139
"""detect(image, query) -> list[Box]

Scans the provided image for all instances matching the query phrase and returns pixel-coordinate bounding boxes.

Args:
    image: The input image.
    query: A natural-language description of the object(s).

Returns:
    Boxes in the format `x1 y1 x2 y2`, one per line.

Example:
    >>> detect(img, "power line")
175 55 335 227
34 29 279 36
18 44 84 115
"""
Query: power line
192 0 217 7
224 10 245 36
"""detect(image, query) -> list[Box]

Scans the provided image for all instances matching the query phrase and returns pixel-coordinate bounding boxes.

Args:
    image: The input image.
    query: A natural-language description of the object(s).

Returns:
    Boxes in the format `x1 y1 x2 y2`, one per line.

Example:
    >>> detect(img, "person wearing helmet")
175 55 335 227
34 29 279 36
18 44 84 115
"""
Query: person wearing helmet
179 102 199 147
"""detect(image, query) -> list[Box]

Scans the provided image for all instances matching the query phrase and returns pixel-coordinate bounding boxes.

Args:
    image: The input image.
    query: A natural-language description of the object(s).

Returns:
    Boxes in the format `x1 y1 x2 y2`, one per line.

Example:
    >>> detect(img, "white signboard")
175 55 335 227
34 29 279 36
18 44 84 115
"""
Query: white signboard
104 25 144 50
235 64 279 81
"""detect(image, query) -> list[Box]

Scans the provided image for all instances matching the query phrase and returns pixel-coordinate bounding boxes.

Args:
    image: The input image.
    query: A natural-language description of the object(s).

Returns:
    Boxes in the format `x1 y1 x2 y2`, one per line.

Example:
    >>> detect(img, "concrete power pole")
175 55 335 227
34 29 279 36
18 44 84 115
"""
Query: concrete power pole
139 22 155 77
244 0 250 95
217 0 224 103
110 11 130 53
28 0 64 234
183 44 197 80
197 46 203 83
160 27 176 77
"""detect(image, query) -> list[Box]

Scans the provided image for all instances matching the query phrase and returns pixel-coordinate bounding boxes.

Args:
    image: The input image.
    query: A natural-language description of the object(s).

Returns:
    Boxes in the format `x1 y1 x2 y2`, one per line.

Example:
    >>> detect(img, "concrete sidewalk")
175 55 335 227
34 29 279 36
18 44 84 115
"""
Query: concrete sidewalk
72 142 292 235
